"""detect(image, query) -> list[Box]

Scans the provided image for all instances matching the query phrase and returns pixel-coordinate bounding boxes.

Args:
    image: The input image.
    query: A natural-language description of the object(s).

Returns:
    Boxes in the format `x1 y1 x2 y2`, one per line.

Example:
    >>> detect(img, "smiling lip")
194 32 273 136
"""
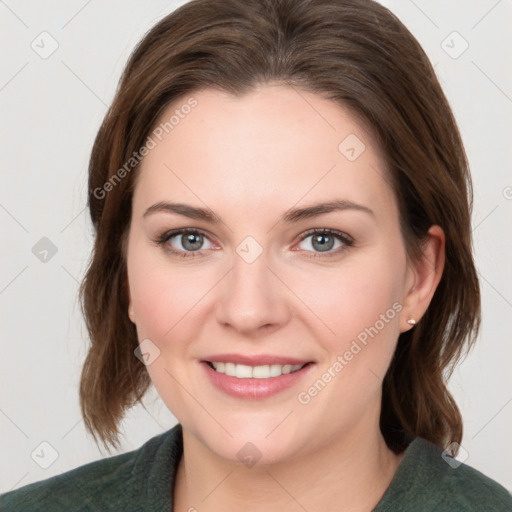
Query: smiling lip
200 353 315 399
201 353 312 366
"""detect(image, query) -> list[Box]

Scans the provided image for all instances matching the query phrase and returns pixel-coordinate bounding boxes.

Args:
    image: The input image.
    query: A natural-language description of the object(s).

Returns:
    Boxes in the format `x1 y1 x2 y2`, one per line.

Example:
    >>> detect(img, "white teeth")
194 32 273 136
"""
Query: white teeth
235 364 253 378
269 364 282 377
252 365 270 378
210 362 304 378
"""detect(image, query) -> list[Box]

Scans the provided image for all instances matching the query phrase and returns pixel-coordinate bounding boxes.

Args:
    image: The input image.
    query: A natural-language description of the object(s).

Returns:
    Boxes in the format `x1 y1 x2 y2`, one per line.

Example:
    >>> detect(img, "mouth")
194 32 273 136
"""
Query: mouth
204 361 312 379
200 357 315 399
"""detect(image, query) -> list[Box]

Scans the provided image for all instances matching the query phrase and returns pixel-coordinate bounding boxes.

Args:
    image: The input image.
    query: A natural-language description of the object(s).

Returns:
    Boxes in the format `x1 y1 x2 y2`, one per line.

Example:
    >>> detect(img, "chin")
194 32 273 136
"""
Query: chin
183 411 308 465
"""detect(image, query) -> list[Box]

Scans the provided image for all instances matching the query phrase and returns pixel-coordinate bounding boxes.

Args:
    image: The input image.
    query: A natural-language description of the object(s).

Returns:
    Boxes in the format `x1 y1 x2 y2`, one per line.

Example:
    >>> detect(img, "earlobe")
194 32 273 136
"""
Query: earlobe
126 273 136 324
401 225 445 332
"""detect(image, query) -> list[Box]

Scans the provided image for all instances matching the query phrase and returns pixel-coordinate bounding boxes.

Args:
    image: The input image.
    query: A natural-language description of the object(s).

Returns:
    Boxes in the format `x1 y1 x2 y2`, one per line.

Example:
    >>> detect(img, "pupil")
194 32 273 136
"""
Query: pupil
313 234 333 252
183 233 202 251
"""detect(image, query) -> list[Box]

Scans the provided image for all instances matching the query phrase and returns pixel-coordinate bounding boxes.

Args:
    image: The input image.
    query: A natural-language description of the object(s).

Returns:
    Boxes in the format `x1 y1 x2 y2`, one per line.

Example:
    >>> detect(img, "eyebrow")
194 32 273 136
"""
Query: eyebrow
142 199 375 224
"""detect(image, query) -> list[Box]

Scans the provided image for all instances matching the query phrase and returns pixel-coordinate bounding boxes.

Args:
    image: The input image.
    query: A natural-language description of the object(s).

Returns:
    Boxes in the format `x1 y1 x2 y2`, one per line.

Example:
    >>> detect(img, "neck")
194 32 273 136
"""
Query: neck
173 415 405 512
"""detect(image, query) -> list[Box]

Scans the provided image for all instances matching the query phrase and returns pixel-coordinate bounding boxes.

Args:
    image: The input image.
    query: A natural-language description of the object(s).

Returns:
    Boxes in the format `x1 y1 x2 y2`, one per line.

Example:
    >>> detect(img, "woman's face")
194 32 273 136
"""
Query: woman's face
126 84 417 464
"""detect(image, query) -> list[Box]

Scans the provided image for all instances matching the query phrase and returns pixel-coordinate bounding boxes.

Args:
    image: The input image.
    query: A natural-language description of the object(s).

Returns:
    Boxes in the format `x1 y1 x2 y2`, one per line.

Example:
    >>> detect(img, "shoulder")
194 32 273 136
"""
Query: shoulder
376 437 512 512
0 450 136 511
0 424 182 512
434 452 512 511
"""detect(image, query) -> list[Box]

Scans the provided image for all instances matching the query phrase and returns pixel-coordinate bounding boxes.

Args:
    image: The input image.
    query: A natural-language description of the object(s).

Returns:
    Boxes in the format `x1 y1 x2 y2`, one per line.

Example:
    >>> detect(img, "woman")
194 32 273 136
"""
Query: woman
2 0 511 510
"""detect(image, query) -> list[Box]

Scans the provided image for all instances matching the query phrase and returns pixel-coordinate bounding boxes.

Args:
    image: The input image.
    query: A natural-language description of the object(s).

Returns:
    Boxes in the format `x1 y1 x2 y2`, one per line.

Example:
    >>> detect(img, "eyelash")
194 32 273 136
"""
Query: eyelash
152 228 354 260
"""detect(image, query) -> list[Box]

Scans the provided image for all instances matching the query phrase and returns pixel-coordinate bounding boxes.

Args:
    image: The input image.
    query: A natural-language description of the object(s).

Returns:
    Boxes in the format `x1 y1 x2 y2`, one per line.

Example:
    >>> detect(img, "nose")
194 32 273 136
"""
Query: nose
216 250 291 337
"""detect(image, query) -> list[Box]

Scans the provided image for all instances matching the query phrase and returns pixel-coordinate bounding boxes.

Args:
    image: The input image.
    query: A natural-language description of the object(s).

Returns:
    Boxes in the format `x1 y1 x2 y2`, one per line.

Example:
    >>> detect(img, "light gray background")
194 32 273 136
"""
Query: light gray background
1 0 511 494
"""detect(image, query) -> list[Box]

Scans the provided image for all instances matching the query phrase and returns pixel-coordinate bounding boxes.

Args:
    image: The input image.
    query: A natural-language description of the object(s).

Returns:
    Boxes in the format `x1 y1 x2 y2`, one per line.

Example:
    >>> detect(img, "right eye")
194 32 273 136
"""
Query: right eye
154 228 216 258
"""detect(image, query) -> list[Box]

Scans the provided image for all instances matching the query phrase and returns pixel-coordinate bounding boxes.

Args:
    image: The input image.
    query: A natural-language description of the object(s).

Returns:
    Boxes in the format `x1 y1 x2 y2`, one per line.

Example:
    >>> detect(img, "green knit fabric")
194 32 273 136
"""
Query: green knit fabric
1 423 511 511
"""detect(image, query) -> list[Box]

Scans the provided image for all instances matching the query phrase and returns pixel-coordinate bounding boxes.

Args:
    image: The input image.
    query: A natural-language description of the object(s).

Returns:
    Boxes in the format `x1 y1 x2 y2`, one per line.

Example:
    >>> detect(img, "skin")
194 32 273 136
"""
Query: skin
126 84 445 511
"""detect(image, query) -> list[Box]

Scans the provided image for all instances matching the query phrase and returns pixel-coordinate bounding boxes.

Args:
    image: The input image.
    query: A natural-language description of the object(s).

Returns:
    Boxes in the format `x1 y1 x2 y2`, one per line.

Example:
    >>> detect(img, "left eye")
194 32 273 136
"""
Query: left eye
164 229 214 253
297 229 352 254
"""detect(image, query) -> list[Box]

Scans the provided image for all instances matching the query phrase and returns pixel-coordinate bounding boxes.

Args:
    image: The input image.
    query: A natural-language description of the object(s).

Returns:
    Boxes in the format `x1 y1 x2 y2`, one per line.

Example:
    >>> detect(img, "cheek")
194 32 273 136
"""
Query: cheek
127 251 210 412
288 251 405 392
300 264 404 406
296 257 403 336
127 247 215 343
339 259 405 378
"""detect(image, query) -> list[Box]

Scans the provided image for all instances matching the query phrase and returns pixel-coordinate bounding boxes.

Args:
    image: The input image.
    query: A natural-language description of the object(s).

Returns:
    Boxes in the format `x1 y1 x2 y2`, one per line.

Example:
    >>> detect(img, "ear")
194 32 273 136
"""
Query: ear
126 273 136 323
400 225 445 332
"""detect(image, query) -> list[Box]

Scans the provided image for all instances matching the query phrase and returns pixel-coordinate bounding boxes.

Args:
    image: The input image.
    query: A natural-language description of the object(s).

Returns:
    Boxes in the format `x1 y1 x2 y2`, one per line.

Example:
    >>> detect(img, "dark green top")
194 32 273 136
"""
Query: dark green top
1 423 511 511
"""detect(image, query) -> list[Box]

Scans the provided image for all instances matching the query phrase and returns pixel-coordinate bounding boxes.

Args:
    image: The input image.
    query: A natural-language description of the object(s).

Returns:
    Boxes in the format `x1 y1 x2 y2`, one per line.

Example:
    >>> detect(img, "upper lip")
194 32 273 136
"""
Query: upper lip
202 353 313 366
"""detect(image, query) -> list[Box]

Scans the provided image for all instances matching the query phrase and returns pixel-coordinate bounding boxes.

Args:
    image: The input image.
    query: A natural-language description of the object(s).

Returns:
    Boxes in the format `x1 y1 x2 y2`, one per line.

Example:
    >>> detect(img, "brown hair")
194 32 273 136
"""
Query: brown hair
79 0 480 453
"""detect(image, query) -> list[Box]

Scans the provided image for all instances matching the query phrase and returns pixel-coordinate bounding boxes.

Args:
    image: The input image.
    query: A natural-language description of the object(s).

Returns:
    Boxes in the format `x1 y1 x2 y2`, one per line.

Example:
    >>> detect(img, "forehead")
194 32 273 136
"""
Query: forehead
133 85 396 221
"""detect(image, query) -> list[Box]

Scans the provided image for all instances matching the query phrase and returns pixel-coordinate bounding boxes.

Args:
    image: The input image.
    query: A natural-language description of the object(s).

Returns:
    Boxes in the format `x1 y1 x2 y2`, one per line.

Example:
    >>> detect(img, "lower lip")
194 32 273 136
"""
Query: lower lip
201 361 314 399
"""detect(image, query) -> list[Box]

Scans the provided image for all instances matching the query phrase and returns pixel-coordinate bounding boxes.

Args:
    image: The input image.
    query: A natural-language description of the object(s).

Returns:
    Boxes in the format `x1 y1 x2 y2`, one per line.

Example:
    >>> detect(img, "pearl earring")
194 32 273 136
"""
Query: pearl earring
407 318 416 326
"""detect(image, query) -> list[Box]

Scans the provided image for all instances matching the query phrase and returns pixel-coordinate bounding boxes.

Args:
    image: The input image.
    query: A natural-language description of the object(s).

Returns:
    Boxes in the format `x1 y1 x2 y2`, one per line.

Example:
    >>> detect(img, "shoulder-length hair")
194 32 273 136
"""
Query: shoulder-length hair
79 0 480 453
